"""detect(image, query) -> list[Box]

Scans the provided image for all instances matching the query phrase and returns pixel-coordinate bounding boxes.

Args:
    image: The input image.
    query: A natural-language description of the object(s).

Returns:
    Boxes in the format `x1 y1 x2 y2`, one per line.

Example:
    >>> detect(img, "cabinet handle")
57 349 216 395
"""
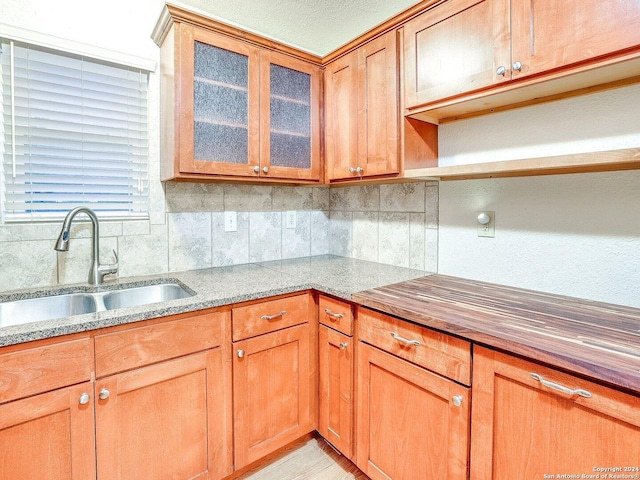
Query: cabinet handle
237 349 245 358
262 166 269 174
349 166 363 174
339 342 348 350
496 65 506 76
390 332 421 346
261 310 286 321
253 165 260 173
98 388 110 400
79 393 90 405
512 61 522 72
324 308 344 320
530 373 592 398
452 395 463 407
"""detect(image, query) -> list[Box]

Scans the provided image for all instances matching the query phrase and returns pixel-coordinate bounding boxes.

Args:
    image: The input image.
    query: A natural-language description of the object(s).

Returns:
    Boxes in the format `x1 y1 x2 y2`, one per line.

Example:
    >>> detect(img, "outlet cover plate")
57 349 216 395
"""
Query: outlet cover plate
477 211 495 238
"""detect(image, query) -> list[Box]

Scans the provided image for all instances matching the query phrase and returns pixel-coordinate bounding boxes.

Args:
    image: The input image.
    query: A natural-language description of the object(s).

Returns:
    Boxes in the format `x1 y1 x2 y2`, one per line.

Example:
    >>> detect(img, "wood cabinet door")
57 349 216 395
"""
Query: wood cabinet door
357 30 399 178
260 50 321 181
325 51 358 181
0 382 96 480
356 342 470 480
178 24 261 177
318 325 353 458
470 346 640 479
233 323 314 469
96 348 232 480
403 0 511 108
511 0 640 79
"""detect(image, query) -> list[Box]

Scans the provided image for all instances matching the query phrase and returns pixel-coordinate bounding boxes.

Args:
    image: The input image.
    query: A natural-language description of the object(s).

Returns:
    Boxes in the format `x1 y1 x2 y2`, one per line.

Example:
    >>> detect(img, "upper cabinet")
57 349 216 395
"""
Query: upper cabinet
325 30 437 183
154 6 321 183
404 0 640 120
404 0 511 109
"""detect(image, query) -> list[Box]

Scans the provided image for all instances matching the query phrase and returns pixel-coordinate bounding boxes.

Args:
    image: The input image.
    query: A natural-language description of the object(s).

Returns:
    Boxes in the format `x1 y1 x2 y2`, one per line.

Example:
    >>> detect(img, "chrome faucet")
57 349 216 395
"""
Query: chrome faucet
54 206 118 285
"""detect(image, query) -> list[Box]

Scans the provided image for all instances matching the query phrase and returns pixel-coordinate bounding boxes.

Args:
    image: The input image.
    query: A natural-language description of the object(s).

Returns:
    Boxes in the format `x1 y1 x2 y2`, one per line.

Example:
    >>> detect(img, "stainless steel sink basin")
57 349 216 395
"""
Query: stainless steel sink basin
102 283 193 310
0 282 194 327
0 293 98 327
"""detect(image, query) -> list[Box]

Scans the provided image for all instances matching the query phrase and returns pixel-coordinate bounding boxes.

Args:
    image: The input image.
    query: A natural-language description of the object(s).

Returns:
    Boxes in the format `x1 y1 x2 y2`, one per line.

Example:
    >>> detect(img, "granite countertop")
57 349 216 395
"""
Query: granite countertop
352 275 640 393
0 255 430 347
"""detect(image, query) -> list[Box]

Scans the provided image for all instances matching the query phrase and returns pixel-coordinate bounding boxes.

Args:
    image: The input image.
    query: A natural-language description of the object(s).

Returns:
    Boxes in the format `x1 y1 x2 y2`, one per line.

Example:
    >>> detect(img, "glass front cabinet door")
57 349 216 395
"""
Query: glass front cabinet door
174 25 321 182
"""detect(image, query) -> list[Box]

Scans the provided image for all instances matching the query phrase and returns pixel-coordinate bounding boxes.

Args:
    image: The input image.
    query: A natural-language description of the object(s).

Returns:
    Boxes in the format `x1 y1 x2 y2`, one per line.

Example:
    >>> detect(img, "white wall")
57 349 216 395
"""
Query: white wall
438 85 640 308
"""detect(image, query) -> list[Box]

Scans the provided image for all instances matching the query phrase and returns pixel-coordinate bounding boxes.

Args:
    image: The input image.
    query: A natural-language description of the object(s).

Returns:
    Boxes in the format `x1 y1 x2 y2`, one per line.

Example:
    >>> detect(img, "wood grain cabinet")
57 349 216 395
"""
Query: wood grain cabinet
155 7 321 183
0 337 95 480
317 296 355 458
232 293 317 469
325 30 399 181
355 308 471 479
93 310 232 480
404 0 640 111
471 346 640 479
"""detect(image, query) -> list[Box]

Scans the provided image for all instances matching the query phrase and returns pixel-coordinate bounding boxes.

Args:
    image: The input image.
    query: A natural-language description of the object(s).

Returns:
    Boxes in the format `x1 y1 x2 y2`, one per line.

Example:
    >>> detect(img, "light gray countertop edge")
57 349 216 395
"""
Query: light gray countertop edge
0 255 431 347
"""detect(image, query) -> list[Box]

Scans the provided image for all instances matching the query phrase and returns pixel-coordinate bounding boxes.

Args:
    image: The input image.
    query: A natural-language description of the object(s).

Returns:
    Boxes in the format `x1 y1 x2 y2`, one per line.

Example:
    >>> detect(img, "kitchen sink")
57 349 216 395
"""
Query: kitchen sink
0 293 98 327
102 283 193 310
0 282 194 327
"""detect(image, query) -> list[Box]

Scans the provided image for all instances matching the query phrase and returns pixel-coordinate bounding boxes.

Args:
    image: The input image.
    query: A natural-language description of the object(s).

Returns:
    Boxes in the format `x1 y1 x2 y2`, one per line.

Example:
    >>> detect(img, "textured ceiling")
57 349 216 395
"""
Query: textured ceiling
176 0 423 56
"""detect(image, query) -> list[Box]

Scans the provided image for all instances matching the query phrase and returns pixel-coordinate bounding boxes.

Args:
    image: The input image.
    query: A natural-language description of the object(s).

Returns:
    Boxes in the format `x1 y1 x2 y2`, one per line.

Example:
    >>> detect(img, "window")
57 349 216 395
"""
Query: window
0 34 150 222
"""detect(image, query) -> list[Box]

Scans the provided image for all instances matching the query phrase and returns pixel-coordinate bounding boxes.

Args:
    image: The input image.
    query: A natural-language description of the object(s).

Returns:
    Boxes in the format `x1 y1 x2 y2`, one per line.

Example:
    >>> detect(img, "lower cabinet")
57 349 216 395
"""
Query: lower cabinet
356 342 470 479
317 295 355 458
0 381 96 480
232 293 316 469
95 350 225 480
93 310 232 480
318 324 353 458
470 346 640 479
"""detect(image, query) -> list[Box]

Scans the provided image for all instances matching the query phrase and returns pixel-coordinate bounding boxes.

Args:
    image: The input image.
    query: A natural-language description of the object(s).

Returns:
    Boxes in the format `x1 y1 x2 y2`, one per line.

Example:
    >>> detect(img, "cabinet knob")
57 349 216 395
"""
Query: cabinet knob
496 65 506 76
79 392 90 405
512 61 522 72
253 165 260 173
237 349 245 358
262 166 269 174
98 388 110 400
349 166 363 174
339 342 348 350
452 395 463 407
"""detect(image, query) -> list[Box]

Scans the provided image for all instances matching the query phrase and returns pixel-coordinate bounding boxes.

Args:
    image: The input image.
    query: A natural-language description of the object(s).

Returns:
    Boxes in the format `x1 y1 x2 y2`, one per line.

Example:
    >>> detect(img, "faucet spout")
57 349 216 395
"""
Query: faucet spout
54 207 118 285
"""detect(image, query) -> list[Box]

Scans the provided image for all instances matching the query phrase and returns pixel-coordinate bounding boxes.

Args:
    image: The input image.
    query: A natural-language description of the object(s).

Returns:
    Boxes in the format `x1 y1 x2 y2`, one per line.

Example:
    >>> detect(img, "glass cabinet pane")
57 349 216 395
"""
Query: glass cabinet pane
269 64 311 169
193 41 249 164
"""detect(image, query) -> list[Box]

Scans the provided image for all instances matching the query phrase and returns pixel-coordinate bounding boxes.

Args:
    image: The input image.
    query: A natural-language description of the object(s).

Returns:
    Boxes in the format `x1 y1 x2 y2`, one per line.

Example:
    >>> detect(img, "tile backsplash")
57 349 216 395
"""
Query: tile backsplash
0 181 437 292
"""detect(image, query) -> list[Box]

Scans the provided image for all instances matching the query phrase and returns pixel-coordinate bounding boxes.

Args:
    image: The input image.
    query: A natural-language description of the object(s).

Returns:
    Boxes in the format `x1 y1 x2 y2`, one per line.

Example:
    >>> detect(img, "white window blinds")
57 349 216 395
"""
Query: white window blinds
0 38 149 222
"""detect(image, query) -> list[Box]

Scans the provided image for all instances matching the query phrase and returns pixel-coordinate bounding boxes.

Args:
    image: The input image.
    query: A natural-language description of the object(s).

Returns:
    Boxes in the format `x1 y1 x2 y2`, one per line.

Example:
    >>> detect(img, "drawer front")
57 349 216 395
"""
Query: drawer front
233 293 310 341
95 311 226 378
319 295 354 336
0 337 91 404
358 308 471 386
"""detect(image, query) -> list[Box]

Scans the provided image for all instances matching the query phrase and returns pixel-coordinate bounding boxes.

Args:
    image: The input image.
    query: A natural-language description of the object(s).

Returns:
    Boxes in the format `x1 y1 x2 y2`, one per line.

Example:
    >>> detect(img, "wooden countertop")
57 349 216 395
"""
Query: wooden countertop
351 275 640 393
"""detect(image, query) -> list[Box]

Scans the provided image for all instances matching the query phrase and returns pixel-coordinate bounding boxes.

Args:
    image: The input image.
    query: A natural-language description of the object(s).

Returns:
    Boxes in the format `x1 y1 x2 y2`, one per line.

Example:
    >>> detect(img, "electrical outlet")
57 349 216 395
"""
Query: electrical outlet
224 211 237 232
286 211 296 229
477 211 495 238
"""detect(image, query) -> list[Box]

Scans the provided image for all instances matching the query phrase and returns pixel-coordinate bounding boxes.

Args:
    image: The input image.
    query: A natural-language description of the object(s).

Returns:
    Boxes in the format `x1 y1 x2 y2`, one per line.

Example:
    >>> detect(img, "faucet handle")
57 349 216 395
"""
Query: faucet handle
98 249 119 280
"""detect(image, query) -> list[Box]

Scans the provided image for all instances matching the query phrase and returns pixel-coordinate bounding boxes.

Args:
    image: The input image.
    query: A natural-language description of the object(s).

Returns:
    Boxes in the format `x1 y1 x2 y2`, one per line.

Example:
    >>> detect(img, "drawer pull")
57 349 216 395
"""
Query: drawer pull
390 332 421 347
324 308 344 320
530 373 592 398
261 310 286 321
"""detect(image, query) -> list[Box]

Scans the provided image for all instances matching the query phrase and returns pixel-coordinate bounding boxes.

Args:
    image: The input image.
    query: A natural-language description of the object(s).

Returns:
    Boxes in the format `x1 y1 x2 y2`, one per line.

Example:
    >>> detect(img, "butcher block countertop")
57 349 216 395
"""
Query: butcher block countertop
352 275 640 394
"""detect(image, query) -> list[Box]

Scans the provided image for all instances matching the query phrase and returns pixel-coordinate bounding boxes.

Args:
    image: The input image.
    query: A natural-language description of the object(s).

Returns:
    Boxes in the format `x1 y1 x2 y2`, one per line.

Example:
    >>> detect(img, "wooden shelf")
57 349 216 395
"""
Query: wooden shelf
404 147 640 180
270 94 310 106
194 76 248 92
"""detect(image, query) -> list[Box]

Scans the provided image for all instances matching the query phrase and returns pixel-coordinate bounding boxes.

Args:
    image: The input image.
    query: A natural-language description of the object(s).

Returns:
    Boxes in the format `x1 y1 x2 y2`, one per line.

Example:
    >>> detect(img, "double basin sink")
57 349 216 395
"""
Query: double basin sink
0 283 194 328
